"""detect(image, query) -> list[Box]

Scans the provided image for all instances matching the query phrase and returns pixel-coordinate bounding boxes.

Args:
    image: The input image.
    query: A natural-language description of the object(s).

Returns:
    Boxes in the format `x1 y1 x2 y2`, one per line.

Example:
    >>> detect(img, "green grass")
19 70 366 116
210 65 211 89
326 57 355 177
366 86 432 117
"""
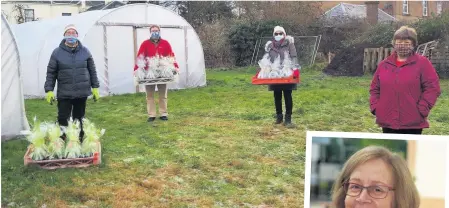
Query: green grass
2 64 448 208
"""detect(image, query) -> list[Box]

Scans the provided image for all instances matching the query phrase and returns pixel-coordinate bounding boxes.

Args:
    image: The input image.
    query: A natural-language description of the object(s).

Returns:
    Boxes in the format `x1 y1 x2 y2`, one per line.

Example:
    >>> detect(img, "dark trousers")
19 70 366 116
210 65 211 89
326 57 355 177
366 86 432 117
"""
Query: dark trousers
382 128 423 135
57 97 87 138
274 90 293 115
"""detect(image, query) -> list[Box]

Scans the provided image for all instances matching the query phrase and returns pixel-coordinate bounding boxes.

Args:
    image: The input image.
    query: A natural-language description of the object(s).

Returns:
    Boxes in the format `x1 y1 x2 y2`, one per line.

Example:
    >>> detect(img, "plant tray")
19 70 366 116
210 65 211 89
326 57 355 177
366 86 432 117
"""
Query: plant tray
251 74 300 85
137 75 179 86
24 142 101 169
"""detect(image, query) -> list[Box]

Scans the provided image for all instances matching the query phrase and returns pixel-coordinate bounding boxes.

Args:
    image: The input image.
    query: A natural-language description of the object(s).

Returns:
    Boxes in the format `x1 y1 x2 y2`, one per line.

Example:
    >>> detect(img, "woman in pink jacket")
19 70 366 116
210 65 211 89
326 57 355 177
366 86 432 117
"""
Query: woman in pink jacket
369 26 441 135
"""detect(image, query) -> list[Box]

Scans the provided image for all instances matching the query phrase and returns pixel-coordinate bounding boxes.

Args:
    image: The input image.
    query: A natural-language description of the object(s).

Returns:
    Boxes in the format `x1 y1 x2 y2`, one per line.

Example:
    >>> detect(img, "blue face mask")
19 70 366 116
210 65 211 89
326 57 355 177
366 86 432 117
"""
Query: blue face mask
274 35 283 41
151 31 160 39
64 36 78 44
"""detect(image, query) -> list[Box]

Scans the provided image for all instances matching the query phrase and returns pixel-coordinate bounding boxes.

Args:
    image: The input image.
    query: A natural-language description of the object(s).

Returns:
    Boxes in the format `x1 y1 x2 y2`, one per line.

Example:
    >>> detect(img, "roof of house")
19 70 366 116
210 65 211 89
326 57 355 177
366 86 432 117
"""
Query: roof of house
85 1 125 11
1 1 107 7
323 3 396 25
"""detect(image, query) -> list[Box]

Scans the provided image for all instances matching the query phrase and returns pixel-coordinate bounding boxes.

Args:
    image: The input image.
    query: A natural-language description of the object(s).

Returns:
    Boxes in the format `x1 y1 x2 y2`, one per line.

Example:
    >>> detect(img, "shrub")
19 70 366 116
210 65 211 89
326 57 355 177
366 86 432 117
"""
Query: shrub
432 36 449 79
413 11 449 44
343 22 399 47
228 20 291 67
344 11 449 47
197 20 233 68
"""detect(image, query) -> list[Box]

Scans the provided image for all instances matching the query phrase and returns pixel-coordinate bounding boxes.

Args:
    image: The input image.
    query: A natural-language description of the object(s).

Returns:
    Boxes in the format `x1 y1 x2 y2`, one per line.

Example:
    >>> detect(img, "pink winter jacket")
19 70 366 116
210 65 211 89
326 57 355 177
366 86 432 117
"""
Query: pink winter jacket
369 52 441 129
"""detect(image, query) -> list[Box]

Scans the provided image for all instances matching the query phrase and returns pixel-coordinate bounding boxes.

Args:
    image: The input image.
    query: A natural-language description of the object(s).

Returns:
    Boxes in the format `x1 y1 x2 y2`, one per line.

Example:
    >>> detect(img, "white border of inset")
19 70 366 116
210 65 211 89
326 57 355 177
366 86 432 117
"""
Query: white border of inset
304 131 449 208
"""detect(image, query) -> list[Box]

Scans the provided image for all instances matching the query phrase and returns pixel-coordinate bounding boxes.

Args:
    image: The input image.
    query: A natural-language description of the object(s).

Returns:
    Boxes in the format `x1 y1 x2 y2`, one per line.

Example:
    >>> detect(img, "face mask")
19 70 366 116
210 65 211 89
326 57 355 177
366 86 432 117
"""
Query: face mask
394 43 413 57
274 35 283 42
64 36 78 44
151 31 160 39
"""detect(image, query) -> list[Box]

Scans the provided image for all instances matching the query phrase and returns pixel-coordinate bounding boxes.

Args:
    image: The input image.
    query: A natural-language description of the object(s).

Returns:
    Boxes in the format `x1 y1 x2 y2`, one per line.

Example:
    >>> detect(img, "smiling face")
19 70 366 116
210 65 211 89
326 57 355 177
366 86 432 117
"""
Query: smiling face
344 158 395 208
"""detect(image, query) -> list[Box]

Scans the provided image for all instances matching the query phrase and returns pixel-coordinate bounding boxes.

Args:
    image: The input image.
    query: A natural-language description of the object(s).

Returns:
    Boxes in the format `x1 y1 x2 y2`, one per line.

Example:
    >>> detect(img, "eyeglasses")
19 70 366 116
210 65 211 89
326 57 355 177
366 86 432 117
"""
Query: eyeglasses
274 32 283 36
343 182 395 199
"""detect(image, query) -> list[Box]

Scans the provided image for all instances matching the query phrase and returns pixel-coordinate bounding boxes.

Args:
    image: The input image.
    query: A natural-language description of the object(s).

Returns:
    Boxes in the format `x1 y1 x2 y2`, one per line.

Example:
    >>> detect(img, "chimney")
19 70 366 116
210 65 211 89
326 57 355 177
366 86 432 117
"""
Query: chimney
365 1 379 25
81 0 86 8
383 2 394 16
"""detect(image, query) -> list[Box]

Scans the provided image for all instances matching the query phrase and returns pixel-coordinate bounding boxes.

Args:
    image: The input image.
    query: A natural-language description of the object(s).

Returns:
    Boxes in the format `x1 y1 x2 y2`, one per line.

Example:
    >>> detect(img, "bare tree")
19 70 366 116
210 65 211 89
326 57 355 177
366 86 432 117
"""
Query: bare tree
232 1 322 34
2 10 9 21
12 4 27 24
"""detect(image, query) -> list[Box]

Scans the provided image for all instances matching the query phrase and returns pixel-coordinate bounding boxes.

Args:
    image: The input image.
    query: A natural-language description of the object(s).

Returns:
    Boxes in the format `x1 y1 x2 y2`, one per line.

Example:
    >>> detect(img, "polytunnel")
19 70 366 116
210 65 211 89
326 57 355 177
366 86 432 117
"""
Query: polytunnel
1 14 30 140
12 3 207 98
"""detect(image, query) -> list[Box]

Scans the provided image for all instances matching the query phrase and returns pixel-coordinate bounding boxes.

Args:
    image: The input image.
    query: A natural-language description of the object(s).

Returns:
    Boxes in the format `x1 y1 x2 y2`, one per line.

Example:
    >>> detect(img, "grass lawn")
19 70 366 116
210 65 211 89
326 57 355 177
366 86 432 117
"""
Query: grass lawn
2 64 448 208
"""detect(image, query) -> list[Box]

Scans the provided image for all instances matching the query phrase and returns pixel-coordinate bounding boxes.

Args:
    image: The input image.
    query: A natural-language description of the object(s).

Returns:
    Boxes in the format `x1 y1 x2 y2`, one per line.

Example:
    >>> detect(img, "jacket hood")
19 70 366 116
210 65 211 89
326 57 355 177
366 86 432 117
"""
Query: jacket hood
284 35 294 44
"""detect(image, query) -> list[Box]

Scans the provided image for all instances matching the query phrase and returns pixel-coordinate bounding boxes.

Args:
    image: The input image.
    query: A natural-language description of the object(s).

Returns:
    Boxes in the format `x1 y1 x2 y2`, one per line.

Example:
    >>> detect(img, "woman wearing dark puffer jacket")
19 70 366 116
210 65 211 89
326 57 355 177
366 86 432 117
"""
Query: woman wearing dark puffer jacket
44 24 100 141
264 26 300 126
369 26 441 135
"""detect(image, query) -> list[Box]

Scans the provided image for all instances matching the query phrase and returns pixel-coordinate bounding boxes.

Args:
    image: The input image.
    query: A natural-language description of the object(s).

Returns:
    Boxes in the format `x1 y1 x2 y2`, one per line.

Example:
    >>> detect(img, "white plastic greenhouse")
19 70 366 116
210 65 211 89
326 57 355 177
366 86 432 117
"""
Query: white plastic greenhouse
11 3 207 98
1 14 30 140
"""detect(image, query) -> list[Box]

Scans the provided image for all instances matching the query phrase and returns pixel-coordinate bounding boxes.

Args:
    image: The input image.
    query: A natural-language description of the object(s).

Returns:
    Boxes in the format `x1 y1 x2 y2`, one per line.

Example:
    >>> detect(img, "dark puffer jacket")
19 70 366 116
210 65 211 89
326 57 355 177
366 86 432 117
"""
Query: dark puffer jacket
44 40 100 99
265 36 299 91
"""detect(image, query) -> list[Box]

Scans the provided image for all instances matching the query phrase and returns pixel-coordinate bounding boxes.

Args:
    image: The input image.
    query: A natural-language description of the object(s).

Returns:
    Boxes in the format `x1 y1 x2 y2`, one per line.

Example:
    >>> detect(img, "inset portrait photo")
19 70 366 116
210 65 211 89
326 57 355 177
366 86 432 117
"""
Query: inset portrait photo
304 131 449 208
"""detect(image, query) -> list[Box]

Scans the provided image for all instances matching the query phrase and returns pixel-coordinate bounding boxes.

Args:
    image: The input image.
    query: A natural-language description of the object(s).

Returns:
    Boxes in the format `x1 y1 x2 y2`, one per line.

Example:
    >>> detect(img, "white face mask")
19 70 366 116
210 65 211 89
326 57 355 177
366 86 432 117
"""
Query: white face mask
274 34 283 41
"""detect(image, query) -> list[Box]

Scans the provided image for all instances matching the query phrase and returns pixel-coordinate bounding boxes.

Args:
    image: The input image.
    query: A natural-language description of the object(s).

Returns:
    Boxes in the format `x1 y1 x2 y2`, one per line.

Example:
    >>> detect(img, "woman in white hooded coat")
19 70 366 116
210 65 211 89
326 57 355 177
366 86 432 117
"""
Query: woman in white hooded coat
264 26 300 126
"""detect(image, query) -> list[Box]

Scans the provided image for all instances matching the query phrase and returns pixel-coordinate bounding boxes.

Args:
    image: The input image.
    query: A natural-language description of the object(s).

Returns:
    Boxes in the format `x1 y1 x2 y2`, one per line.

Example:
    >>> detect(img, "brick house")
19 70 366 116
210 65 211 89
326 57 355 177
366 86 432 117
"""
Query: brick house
319 1 449 22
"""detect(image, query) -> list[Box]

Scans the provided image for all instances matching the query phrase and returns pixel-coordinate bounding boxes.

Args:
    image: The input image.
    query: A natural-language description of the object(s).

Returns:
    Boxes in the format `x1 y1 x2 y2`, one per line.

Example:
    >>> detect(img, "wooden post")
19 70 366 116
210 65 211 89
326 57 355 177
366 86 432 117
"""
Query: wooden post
184 26 189 87
377 47 384 65
103 26 109 95
133 27 140 93
363 48 370 74
371 49 376 73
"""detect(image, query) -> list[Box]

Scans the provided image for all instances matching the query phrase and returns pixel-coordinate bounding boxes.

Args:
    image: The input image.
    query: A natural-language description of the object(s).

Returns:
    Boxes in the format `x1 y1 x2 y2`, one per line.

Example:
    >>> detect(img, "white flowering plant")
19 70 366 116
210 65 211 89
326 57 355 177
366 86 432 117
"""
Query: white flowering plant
46 123 65 159
134 55 179 82
80 118 105 157
26 117 105 161
27 117 49 161
64 119 82 159
257 51 294 79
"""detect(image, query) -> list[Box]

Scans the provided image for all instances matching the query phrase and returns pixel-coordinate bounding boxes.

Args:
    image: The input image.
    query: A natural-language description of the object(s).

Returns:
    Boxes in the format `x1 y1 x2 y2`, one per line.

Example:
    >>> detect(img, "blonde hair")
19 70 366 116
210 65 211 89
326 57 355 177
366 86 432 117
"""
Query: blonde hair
392 26 418 46
331 146 420 208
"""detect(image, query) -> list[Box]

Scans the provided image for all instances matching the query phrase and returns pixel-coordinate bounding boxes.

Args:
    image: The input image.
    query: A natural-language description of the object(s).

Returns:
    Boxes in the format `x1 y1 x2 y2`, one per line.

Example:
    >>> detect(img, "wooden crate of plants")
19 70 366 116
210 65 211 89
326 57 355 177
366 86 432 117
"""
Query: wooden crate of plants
24 117 105 170
138 76 177 86
251 69 300 85
252 74 300 85
135 56 179 86
24 142 102 170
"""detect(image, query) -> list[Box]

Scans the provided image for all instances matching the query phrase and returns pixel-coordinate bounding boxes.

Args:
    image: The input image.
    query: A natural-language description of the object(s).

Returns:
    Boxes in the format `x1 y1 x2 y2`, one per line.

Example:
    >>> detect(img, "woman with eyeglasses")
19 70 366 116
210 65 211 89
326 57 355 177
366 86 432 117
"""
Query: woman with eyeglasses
264 26 300 126
331 146 419 208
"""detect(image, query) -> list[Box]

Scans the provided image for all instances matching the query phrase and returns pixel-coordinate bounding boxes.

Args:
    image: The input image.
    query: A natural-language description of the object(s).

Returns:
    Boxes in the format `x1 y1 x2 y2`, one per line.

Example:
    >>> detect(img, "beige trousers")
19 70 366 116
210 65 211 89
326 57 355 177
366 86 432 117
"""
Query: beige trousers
145 84 168 117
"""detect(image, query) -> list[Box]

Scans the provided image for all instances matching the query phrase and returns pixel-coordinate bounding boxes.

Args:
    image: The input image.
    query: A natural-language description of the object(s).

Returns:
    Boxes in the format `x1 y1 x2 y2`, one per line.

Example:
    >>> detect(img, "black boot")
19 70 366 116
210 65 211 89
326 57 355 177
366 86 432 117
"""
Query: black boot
275 114 283 124
284 114 292 126
79 130 85 143
60 133 67 141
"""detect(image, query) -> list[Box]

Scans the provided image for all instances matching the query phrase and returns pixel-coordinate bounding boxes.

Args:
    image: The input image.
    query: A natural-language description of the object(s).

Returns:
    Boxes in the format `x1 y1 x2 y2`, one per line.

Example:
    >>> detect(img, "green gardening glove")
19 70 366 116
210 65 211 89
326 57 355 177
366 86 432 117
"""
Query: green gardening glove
46 91 55 105
92 88 100 102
